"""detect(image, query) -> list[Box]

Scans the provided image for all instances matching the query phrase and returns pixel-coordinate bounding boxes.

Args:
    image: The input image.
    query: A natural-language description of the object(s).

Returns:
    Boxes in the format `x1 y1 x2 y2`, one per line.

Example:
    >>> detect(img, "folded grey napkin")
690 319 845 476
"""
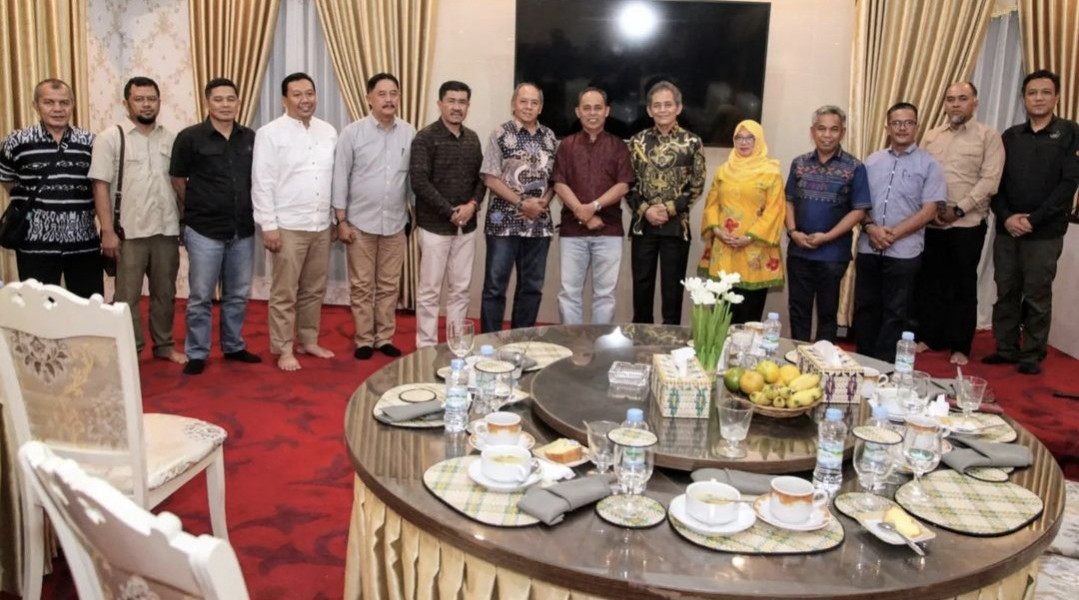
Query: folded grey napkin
380 400 443 423
690 468 773 495
517 475 611 525
942 437 1032 473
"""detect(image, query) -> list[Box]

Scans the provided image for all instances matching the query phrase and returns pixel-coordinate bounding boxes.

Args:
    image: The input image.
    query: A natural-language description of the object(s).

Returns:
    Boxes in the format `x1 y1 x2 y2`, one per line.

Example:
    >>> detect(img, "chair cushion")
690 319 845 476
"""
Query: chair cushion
1047 479 1079 559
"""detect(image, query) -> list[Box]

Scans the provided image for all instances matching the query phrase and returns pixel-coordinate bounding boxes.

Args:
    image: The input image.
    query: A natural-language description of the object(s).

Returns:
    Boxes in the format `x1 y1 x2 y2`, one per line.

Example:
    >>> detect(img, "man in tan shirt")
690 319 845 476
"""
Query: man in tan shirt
912 81 1004 365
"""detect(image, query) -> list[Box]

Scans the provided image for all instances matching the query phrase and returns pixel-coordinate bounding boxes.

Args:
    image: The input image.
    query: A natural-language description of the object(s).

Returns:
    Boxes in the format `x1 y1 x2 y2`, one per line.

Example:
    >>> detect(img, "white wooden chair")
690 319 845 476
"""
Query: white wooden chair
18 441 249 600
0 280 229 600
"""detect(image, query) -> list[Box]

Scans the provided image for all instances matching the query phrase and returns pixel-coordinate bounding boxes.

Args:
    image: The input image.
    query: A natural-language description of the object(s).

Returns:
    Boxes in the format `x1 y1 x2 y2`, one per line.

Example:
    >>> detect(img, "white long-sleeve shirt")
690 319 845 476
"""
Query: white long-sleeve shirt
251 114 337 231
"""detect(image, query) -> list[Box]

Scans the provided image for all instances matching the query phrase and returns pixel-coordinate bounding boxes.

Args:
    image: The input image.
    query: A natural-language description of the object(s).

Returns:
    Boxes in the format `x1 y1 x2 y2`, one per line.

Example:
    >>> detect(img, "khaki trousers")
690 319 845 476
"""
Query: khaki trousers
346 229 405 347
268 228 331 354
114 235 180 356
416 227 476 348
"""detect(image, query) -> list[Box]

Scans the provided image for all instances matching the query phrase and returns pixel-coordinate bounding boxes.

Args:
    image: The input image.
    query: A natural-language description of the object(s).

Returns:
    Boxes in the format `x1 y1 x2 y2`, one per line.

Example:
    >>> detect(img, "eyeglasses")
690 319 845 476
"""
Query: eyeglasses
734 135 756 143
889 120 917 129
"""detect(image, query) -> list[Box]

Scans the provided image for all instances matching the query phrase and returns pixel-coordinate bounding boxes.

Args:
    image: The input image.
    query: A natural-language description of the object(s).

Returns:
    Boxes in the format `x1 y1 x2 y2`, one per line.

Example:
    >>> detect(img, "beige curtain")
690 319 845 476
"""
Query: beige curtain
187 0 280 127
838 0 995 326
0 1 88 593
315 0 440 310
1018 0 1079 215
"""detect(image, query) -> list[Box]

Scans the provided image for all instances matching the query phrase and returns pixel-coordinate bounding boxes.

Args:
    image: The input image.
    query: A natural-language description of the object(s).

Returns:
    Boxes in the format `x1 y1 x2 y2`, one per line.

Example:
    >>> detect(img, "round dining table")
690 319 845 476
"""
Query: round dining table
343 324 1065 600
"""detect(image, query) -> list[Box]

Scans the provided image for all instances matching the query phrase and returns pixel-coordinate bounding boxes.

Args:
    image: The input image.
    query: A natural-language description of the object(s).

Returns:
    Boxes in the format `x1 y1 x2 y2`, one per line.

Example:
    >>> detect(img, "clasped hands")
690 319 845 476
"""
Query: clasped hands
864 224 895 251
788 230 828 250
711 226 752 249
1004 213 1033 238
644 203 670 227
450 201 477 227
573 201 604 231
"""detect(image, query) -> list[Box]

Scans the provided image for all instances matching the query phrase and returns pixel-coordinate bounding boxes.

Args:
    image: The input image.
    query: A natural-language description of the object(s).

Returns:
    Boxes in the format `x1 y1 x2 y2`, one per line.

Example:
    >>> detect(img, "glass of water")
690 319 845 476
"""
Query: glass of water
474 359 514 411
446 319 474 359
955 375 988 419
716 395 754 458
903 416 943 504
585 420 618 476
853 433 896 511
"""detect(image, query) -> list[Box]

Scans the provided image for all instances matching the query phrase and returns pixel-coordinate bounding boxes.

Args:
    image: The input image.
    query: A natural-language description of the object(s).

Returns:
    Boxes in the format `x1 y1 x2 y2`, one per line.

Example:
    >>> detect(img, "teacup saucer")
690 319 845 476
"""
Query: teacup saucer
468 432 536 452
752 494 830 531
466 459 542 493
668 495 756 536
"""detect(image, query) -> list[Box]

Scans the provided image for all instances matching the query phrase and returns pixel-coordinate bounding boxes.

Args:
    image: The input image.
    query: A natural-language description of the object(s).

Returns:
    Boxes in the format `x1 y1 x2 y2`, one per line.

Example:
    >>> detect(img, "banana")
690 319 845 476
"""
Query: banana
789 373 822 392
790 387 822 407
772 396 787 408
749 391 768 405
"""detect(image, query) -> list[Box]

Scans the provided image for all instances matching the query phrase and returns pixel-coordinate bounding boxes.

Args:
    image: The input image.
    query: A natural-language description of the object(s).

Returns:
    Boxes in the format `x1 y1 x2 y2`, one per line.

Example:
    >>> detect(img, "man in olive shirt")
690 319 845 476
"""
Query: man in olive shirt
913 81 1003 366
410 80 485 348
170 77 261 375
985 69 1079 375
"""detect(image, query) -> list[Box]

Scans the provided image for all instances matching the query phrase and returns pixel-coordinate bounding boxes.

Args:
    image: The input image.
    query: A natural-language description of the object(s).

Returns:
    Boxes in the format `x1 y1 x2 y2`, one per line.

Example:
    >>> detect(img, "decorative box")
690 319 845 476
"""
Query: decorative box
651 354 713 419
796 345 864 404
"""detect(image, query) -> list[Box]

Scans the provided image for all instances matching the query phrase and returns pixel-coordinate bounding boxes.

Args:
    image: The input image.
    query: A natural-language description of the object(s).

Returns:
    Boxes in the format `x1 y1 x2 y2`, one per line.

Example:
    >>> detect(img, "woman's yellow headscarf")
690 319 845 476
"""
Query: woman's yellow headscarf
718 120 781 182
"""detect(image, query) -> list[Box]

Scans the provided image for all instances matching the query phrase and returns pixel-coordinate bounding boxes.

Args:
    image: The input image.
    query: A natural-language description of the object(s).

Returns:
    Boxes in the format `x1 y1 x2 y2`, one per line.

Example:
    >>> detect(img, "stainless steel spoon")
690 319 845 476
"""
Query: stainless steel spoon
877 521 926 556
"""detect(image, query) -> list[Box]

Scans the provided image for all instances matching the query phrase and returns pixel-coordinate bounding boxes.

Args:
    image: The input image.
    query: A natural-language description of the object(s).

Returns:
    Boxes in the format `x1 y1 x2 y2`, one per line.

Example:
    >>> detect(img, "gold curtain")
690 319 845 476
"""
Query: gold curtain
315 0 440 310
838 0 994 326
0 1 88 592
187 0 280 127
1018 0 1079 215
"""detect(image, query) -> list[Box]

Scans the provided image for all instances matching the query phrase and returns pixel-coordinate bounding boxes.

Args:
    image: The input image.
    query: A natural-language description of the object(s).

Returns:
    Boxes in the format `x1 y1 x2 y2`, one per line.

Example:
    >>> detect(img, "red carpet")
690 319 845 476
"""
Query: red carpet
18 300 1078 599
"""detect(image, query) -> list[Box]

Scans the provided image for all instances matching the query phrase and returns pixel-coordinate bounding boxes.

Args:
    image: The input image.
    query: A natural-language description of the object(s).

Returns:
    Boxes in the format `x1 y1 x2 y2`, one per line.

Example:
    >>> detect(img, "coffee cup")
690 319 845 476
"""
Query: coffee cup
480 445 535 482
473 411 522 446
862 367 889 398
873 386 901 414
685 481 740 525
769 476 828 524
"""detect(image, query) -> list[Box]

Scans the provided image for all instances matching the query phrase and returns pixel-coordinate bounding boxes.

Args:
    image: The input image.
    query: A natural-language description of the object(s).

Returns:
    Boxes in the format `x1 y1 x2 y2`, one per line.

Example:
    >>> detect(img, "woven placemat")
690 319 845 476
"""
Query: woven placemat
422 456 540 527
895 469 1042 536
833 492 898 519
499 341 573 370
372 383 446 428
668 507 844 555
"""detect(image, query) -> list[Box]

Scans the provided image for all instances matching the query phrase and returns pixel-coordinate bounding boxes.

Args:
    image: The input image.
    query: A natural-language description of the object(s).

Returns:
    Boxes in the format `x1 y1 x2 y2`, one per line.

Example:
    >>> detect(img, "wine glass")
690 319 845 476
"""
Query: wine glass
852 434 896 511
613 441 654 514
716 395 754 458
585 420 618 477
955 375 988 419
446 319 474 359
902 416 943 504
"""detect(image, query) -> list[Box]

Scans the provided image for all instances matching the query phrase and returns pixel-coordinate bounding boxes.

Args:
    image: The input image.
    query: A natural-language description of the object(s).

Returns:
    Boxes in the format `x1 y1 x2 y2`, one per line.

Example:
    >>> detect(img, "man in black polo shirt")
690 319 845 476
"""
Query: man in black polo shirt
985 69 1079 375
0 78 102 297
169 78 261 375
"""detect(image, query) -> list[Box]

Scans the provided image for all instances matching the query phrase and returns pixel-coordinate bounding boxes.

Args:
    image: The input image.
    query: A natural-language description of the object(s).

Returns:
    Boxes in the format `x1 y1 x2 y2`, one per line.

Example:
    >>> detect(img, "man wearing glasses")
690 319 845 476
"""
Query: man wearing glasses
853 102 945 362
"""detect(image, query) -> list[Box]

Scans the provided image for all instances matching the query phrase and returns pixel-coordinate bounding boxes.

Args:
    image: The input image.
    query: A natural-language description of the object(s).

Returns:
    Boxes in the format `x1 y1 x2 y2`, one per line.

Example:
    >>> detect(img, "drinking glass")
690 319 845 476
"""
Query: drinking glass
722 325 754 370
910 371 931 411
955 375 988 419
446 319 475 359
585 420 618 476
902 416 943 504
716 395 754 458
613 441 654 512
853 435 895 511
475 359 514 411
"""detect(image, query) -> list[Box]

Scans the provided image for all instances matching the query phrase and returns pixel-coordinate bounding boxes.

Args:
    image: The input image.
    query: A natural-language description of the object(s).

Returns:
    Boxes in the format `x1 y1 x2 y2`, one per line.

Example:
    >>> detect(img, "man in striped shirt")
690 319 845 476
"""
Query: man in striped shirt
0 79 102 298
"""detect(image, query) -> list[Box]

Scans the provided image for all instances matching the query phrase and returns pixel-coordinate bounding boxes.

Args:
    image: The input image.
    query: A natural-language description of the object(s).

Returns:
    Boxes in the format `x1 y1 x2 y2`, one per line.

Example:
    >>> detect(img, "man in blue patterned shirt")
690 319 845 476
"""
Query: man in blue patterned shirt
784 105 870 342
479 82 558 332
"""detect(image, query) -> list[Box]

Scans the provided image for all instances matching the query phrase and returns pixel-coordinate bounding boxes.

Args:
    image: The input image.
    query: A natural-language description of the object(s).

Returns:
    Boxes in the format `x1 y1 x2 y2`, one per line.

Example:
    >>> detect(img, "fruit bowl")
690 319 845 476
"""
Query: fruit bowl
745 393 822 419
722 368 824 419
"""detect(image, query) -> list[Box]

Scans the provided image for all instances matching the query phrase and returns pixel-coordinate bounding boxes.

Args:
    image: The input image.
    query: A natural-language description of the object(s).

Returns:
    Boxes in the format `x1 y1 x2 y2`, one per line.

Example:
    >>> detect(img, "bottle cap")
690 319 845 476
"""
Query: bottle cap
901 331 915 341
450 358 465 370
825 408 842 421
767 312 779 321
626 408 644 422
480 344 495 355
871 405 889 420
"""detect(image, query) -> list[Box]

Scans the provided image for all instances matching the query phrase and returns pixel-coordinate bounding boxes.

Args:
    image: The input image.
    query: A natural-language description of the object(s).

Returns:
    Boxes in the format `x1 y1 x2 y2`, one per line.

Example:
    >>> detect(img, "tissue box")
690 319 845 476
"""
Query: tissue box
796 345 863 404
651 354 713 418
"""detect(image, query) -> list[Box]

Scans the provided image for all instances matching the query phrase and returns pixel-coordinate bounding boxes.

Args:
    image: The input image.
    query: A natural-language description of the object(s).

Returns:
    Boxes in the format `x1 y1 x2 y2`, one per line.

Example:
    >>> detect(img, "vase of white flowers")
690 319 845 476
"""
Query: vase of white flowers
682 273 744 374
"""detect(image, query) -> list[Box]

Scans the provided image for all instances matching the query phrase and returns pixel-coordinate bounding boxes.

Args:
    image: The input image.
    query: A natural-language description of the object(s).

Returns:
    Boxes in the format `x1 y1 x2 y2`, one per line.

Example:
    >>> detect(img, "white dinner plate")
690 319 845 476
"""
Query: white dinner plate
466 459 542 493
669 495 756 536
752 494 831 532
863 517 936 545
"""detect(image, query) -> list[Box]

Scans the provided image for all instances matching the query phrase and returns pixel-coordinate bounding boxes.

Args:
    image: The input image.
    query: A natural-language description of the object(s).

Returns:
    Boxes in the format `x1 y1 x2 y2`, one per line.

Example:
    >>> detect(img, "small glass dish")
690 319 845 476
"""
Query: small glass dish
608 361 651 401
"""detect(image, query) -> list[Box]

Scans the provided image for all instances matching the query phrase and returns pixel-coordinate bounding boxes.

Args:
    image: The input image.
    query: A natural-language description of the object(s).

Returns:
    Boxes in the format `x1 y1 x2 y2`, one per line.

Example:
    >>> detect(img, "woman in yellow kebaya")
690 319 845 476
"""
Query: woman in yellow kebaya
699 120 786 324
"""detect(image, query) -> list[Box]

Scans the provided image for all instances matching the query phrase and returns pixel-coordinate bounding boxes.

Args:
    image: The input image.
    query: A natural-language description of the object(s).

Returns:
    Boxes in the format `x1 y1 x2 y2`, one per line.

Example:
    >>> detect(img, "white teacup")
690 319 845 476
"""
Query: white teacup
685 481 740 525
480 445 535 483
873 386 902 414
769 476 828 524
473 411 522 446
861 367 889 398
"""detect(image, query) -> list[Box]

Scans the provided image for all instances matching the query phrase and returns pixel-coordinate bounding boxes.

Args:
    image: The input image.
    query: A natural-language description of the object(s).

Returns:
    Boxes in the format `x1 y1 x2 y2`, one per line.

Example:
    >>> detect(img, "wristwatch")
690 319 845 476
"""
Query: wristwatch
953 206 966 218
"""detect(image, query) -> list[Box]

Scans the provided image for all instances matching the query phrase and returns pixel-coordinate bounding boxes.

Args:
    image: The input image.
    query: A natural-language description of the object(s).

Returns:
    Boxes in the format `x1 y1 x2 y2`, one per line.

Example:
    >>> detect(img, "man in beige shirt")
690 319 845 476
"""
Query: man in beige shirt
912 81 1004 365
90 76 185 363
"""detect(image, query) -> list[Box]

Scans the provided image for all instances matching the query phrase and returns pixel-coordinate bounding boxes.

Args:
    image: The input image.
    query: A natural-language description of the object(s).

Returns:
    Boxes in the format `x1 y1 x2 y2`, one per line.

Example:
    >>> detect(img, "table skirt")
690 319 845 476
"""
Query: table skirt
344 475 1039 600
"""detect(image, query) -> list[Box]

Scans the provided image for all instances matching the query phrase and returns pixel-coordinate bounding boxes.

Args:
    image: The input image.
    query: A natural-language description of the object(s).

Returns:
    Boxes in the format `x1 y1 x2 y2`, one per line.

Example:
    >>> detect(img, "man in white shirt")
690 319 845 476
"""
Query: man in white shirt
333 73 416 360
251 73 337 371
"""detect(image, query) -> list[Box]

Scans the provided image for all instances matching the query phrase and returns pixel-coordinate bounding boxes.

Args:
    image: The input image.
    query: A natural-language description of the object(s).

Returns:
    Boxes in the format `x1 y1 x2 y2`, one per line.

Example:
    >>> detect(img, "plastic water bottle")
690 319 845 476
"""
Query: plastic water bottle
895 331 916 376
616 408 653 494
444 358 470 433
812 408 847 498
869 404 891 429
761 312 782 359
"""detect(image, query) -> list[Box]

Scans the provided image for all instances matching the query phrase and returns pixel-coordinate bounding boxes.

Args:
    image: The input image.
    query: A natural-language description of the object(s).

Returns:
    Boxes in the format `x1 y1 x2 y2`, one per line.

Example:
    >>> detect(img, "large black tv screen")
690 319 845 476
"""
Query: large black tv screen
514 0 770 147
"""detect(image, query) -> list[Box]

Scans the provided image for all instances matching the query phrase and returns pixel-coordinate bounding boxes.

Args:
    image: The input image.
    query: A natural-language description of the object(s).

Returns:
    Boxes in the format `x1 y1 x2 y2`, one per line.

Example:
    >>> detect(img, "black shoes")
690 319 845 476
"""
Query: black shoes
981 353 1018 365
224 349 262 363
183 359 206 375
1017 361 1042 375
354 346 374 360
378 344 402 357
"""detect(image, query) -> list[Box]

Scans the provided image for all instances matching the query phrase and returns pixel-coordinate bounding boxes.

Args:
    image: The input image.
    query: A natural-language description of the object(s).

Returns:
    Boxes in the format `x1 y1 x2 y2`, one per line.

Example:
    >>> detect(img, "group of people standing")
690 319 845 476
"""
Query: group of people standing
1 69 1075 377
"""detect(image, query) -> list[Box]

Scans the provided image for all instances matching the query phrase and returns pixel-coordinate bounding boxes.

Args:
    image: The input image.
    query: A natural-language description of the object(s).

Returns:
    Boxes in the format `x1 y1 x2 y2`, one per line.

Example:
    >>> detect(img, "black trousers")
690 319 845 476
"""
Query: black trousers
730 287 768 325
631 235 690 325
992 233 1064 363
912 224 986 356
853 252 921 363
16 250 104 299
786 255 850 342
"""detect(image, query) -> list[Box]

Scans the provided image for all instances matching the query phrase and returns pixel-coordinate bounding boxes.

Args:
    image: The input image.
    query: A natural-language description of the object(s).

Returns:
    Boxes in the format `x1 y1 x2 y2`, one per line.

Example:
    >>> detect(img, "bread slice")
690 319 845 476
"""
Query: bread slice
541 438 583 464
883 506 922 538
